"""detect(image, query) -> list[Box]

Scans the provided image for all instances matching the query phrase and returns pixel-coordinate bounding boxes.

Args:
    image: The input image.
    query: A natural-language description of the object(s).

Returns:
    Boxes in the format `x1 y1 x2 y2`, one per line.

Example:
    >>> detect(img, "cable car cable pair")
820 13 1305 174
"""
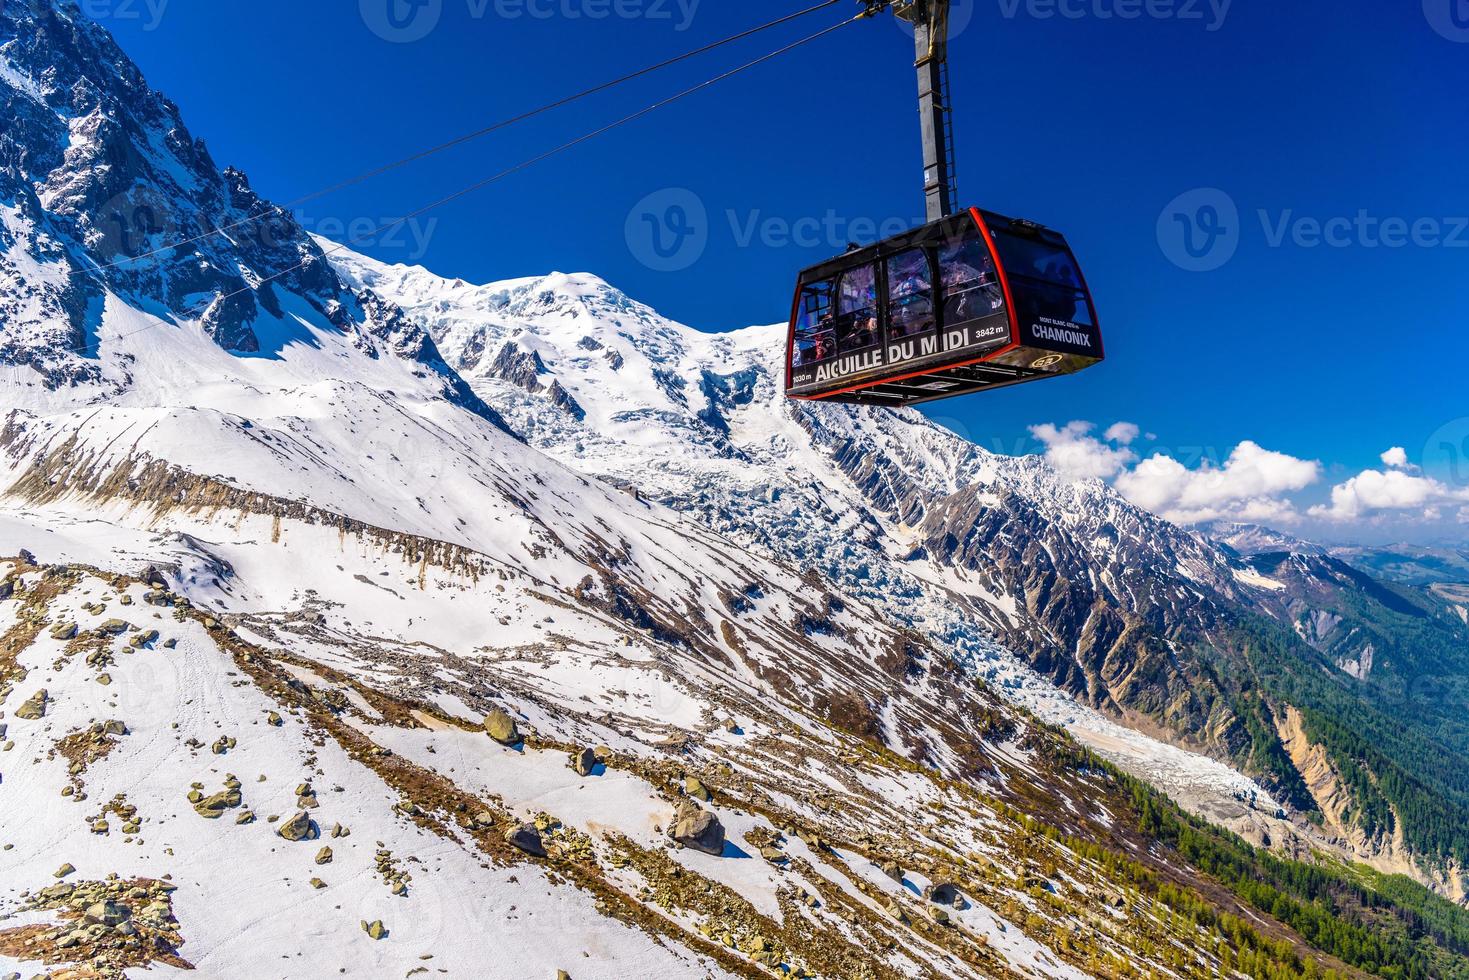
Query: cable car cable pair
69 6 867 354
78 0 851 278
68 0 1104 406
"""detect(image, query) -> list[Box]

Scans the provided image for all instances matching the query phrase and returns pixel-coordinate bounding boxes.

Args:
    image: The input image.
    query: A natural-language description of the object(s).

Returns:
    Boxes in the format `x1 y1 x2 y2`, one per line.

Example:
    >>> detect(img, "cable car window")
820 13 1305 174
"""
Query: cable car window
989 230 1093 326
834 263 879 355
938 226 1003 328
886 249 935 339
792 279 836 366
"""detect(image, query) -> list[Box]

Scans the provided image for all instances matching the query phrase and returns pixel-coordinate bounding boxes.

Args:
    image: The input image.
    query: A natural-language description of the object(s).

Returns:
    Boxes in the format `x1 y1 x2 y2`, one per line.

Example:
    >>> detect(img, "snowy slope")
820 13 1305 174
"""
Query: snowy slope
328 246 1284 827
0 564 745 979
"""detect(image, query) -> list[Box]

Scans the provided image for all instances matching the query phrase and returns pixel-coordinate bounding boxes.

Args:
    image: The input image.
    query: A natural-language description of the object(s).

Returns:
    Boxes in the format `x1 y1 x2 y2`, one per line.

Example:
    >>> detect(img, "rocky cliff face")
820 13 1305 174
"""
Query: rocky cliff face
0 0 494 424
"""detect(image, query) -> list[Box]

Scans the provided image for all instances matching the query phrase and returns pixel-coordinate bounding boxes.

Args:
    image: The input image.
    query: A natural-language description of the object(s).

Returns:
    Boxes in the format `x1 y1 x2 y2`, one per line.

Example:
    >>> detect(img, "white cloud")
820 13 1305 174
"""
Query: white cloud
1028 421 1469 537
1113 441 1322 525
1308 468 1469 522
1380 446 1410 469
1030 421 1137 483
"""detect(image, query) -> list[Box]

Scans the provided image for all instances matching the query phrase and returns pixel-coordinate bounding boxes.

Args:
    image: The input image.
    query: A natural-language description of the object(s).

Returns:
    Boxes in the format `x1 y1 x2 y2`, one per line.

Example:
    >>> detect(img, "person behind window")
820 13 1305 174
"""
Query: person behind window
889 253 933 338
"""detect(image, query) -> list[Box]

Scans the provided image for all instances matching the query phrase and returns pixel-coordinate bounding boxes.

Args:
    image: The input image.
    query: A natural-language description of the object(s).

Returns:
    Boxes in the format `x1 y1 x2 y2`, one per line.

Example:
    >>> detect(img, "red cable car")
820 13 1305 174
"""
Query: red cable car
785 207 1103 405
785 0 1105 405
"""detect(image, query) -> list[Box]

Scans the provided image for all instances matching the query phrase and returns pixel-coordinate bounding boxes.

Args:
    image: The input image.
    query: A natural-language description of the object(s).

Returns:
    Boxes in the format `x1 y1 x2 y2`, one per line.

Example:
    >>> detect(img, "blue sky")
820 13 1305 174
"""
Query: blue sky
100 1 1468 542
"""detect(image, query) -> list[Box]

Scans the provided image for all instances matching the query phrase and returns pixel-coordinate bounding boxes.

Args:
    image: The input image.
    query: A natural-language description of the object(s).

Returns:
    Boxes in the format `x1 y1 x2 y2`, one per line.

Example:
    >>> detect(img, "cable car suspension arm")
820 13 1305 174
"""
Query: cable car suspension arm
858 0 958 221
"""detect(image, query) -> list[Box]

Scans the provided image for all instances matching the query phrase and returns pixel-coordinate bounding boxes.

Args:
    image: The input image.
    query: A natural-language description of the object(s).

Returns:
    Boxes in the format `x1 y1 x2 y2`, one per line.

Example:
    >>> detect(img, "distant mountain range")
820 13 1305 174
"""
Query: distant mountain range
1203 522 1469 587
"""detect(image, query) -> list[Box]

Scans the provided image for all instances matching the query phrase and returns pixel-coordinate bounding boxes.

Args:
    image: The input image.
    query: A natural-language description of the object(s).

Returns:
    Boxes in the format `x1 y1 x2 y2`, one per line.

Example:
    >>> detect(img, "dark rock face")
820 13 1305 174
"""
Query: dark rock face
0 2 310 356
786 405 1275 780
0 0 495 417
489 342 548 390
486 342 584 421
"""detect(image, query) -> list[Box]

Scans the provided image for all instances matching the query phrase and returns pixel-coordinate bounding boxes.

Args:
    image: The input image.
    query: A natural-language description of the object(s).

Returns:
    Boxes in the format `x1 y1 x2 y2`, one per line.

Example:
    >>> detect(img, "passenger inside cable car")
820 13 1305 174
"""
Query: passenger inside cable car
786 208 1103 405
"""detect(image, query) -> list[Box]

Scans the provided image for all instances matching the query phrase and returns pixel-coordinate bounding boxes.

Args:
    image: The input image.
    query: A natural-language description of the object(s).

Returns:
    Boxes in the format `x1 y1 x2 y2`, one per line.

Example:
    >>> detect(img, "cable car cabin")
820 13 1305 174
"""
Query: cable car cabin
785 208 1103 405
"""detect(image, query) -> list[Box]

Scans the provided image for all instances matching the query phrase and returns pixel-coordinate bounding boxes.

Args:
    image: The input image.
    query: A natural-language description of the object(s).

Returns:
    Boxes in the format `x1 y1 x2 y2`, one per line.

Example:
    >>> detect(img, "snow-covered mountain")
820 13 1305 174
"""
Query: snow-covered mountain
7 3 1469 977
1201 521 1328 558
327 247 1469 900
328 248 1278 788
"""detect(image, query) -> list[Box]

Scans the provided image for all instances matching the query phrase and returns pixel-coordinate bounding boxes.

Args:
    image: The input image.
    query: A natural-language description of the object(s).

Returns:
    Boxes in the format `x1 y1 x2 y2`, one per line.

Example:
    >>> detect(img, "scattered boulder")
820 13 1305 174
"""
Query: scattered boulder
879 859 904 883
278 811 316 842
484 709 521 746
84 899 131 927
16 690 48 720
49 622 78 641
191 776 243 816
504 823 547 858
361 919 388 940
570 747 598 776
315 846 333 865
683 777 712 803
923 881 965 909
654 734 691 754
670 802 725 856
193 790 241 819
928 906 952 927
